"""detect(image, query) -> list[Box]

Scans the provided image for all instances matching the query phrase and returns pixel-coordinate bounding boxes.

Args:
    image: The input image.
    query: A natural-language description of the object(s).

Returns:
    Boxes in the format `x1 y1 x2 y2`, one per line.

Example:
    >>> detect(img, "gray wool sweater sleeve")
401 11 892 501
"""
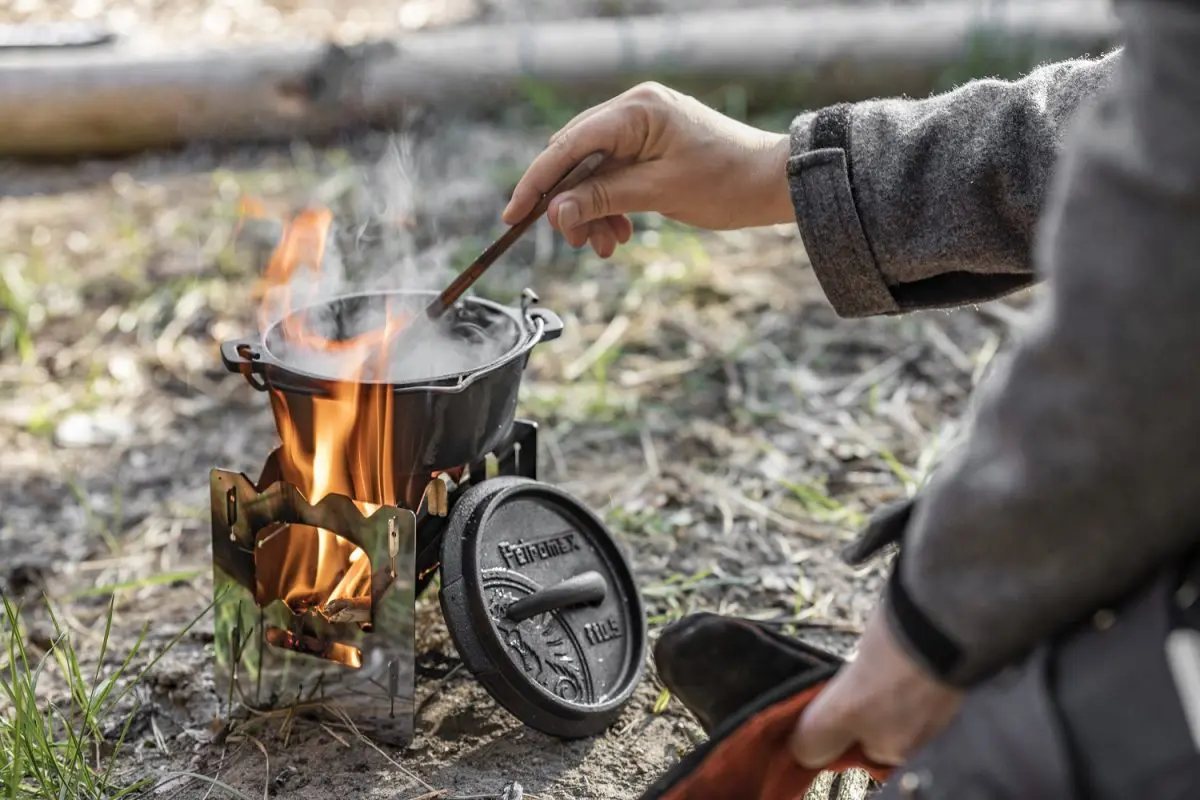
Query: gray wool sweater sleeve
788 50 1117 317
790 0 1200 687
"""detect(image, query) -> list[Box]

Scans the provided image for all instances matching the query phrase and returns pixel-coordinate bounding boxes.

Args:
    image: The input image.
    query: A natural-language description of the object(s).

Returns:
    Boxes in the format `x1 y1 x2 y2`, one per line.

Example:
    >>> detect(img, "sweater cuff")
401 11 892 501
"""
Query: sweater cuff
788 107 899 318
883 550 969 687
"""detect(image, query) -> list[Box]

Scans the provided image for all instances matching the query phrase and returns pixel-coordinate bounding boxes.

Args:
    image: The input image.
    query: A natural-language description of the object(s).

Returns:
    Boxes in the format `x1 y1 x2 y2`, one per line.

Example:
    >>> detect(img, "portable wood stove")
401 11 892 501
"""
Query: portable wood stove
212 290 646 744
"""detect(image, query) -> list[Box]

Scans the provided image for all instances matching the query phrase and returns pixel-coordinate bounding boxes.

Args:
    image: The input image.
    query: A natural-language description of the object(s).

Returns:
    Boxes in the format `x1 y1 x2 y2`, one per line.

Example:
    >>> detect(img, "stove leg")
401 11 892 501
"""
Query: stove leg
496 419 538 481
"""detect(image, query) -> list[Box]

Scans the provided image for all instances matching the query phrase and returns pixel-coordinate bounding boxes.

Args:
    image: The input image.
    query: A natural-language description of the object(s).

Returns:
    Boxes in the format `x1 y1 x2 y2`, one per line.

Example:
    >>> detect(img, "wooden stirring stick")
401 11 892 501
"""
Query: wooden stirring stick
383 151 608 367
427 150 608 319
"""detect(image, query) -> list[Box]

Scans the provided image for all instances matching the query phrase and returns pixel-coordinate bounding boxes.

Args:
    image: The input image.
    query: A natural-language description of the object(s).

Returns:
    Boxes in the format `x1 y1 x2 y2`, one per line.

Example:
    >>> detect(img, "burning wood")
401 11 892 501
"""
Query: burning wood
423 472 453 517
317 596 373 625
264 626 363 669
254 521 373 620
210 463 418 744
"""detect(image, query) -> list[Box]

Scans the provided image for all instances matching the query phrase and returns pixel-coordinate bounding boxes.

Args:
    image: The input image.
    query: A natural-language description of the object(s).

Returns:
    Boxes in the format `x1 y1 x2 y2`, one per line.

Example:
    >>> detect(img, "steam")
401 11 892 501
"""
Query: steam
254 128 526 384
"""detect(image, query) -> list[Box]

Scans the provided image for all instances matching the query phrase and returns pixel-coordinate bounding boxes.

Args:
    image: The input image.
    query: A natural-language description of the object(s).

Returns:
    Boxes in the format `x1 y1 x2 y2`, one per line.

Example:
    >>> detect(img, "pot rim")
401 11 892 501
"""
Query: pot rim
245 289 549 393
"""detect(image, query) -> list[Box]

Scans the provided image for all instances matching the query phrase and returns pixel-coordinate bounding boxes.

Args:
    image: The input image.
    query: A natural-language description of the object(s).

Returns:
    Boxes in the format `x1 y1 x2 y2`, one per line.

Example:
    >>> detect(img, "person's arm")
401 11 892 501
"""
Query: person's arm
788 51 1118 318
868 0 1200 687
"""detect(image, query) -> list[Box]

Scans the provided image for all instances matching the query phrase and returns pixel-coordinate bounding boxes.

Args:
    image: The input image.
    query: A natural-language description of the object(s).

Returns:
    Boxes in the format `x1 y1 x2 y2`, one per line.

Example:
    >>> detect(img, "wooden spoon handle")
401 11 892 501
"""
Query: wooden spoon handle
375 151 608 377
427 150 607 319
526 149 609 221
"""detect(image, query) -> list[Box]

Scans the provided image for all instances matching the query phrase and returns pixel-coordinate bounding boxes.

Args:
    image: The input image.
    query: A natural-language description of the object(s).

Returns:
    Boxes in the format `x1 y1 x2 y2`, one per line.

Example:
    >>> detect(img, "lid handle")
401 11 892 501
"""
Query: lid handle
505 571 607 623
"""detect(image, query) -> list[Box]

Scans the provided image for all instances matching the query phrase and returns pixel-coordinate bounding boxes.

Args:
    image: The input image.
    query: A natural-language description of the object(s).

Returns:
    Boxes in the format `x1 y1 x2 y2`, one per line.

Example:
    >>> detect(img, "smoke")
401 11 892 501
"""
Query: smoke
252 124 533 384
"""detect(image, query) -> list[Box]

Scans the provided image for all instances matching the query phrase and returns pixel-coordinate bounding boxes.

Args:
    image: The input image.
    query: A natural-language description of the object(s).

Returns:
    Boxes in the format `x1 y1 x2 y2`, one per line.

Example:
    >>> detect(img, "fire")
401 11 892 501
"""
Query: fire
255 522 372 620
241 200 414 622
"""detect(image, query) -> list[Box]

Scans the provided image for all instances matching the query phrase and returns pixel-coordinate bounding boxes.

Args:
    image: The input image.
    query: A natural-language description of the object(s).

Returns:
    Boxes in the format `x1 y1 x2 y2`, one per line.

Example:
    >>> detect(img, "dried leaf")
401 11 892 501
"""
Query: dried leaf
653 687 671 714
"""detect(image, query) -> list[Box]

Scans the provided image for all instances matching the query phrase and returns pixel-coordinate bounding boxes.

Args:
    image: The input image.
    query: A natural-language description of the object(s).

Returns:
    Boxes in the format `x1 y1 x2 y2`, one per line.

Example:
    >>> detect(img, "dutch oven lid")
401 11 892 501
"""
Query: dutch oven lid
438 477 646 739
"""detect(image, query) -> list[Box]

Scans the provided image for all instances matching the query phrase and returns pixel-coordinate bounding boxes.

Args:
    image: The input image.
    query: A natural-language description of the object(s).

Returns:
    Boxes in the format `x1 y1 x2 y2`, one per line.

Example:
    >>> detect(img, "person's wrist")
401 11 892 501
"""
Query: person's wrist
754 132 795 227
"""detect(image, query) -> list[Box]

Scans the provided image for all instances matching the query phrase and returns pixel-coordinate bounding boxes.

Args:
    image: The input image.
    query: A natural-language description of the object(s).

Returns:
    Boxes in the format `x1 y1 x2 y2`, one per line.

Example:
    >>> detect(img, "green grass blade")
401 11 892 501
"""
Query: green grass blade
89 596 116 698
0 591 215 798
60 570 202 602
108 595 214 713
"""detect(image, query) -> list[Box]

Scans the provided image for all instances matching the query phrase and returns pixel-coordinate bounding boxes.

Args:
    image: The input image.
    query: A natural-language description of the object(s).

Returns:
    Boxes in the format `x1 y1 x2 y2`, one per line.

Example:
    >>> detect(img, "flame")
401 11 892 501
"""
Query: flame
264 626 362 669
243 201 416 620
255 522 372 617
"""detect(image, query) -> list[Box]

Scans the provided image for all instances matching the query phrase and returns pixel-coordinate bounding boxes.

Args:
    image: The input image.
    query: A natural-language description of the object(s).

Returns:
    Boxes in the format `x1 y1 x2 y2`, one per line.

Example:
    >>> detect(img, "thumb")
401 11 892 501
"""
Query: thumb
789 685 858 770
548 168 656 232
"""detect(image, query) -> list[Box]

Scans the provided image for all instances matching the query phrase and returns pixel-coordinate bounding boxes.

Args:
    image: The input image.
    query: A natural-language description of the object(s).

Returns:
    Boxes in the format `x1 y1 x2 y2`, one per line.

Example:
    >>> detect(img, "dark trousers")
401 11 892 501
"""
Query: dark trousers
876 555 1200 799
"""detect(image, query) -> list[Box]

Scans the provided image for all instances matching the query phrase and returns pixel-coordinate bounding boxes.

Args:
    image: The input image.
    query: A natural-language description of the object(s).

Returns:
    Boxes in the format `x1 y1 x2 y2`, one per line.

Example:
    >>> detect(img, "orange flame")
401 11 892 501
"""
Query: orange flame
255 522 372 619
243 200 412 620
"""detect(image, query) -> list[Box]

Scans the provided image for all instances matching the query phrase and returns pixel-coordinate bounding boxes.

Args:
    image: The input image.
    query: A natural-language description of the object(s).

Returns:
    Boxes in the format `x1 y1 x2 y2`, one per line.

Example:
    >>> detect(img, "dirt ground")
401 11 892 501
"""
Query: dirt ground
0 2 1032 799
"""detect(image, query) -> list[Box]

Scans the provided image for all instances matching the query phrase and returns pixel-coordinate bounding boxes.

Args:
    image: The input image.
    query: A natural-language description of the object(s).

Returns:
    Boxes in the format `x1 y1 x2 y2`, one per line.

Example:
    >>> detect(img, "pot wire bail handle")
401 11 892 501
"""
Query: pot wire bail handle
526 307 564 343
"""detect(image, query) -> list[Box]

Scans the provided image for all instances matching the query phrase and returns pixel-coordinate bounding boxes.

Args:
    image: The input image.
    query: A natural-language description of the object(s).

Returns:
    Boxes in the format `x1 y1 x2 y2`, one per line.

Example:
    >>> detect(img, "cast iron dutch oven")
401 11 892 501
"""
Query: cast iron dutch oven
220 288 562 506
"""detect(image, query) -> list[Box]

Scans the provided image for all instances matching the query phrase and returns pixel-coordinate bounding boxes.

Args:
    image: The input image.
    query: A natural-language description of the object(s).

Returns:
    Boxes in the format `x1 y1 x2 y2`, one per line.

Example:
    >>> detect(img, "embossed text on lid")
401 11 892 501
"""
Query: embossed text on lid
438 477 646 739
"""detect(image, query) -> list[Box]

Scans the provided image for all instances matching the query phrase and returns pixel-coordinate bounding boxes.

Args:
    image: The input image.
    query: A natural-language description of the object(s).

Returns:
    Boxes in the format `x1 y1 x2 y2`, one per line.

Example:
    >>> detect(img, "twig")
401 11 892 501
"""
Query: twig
55 604 103 646
613 709 654 743
150 772 254 800
278 705 298 748
716 497 735 537
667 464 840 542
150 713 170 756
921 320 974 374
325 705 434 792
320 722 350 748
617 356 704 388
832 344 921 407
541 426 570 482
416 662 465 716
199 744 232 800
601 470 658 512
563 314 629 381
976 300 1033 329
639 426 661 477
971 331 1002 388
245 736 270 800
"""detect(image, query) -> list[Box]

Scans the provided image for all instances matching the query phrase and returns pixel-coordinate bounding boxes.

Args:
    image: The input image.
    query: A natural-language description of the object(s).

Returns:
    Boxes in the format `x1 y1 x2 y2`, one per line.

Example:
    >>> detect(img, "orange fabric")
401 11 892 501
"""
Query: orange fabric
659 682 892 800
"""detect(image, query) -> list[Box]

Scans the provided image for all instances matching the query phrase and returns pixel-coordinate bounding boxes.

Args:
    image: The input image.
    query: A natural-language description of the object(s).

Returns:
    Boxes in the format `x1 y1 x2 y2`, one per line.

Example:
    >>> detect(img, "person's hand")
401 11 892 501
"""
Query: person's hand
502 82 794 258
791 604 965 768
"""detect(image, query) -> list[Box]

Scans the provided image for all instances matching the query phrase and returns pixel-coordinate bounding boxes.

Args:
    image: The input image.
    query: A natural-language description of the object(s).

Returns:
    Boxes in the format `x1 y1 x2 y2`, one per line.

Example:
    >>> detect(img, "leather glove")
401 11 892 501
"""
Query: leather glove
639 613 891 800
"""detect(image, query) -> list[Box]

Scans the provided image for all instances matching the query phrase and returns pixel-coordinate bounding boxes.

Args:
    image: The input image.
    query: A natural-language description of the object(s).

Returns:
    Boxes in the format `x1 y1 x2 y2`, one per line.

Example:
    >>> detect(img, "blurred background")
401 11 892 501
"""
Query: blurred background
0 2 1116 799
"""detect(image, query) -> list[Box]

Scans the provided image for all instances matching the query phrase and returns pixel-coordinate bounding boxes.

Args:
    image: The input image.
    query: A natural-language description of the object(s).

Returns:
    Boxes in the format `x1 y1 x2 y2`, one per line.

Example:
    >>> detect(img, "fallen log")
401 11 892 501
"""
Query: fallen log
0 0 1120 159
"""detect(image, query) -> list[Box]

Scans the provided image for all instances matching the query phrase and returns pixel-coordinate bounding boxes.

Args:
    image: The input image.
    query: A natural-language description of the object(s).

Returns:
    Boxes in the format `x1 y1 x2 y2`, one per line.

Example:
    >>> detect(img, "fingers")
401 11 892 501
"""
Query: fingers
549 98 616 146
588 220 618 259
503 103 650 225
503 110 616 224
790 669 960 770
610 214 634 244
861 744 909 769
561 218 590 249
790 684 859 770
560 215 633 258
548 165 660 236
789 605 967 774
